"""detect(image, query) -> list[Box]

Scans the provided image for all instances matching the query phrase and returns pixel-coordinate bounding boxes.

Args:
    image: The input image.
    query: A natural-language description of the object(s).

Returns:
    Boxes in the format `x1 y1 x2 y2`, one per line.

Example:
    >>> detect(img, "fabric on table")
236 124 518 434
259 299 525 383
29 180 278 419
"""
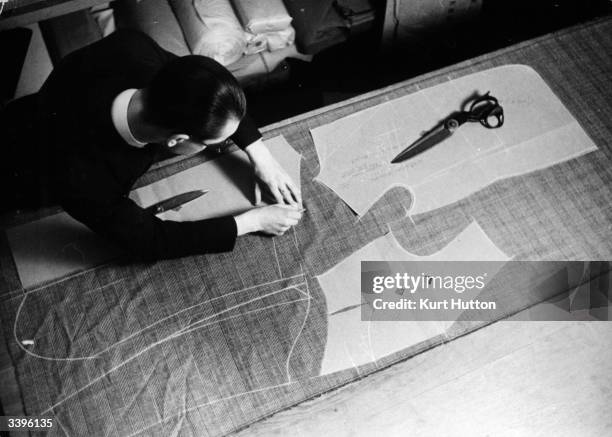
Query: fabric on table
5 136 296 289
1 237 322 436
311 64 598 216
1 16 612 437
130 135 302 222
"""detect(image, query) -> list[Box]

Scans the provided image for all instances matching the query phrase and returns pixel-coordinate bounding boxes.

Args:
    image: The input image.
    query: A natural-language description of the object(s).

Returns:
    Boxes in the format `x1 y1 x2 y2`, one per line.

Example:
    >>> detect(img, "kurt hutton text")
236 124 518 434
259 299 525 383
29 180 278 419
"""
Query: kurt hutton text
372 298 496 311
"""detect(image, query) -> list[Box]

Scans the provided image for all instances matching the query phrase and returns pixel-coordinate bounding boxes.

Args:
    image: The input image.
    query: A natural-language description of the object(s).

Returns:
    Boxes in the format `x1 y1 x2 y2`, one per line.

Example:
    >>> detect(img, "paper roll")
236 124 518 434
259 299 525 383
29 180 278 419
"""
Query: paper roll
231 0 293 34
169 0 246 66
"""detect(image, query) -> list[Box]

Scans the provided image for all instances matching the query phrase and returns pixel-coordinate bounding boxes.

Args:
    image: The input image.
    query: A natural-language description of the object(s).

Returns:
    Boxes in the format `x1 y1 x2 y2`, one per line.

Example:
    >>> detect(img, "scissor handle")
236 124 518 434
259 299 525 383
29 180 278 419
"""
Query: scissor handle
468 92 504 129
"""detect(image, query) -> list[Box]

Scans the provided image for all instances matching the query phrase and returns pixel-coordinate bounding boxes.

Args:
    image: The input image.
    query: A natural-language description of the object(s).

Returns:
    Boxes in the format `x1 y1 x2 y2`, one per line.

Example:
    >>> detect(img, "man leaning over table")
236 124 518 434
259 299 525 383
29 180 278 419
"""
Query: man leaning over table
0 29 302 261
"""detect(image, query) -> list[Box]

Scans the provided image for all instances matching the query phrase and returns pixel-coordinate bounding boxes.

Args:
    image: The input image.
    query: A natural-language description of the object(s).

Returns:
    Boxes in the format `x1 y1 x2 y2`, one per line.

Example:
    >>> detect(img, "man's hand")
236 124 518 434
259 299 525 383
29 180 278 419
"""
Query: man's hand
235 205 303 236
245 139 301 206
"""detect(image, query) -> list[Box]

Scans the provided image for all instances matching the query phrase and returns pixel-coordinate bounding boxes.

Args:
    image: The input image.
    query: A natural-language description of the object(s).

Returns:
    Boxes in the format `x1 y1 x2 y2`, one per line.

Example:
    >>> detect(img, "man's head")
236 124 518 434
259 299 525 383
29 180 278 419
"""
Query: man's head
145 55 246 150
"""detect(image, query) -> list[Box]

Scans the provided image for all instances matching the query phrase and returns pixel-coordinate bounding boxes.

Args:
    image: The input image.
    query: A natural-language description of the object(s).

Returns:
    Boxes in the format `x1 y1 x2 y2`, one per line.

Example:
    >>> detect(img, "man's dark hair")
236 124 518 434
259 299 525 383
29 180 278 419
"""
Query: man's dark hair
146 55 246 139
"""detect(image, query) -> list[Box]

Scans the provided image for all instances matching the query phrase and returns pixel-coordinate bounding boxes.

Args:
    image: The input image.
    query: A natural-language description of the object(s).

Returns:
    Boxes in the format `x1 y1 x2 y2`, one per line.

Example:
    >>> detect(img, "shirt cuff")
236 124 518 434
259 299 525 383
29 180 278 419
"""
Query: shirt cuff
190 215 238 253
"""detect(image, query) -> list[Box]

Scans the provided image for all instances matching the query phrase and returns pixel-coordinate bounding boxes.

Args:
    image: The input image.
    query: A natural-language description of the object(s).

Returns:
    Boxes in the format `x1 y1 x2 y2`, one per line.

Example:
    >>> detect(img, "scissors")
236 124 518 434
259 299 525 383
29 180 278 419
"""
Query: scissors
391 92 504 164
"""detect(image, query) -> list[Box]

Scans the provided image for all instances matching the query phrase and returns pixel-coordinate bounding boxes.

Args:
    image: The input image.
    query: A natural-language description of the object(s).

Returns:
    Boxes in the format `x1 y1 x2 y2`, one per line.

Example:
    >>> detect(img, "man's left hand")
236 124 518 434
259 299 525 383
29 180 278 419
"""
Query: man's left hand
245 139 301 207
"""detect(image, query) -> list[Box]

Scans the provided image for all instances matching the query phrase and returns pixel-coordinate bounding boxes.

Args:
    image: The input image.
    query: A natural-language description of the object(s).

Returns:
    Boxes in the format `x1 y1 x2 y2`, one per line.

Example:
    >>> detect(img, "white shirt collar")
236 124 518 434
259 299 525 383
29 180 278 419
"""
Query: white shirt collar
111 89 148 148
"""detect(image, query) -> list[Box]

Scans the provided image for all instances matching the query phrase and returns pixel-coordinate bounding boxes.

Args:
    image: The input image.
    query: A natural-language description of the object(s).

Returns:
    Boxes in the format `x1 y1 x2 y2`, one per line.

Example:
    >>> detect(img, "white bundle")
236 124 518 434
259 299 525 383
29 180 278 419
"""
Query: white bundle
244 33 268 55
228 44 311 85
232 0 293 34
264 26 295 51
243 27 295 55
170 0 247 66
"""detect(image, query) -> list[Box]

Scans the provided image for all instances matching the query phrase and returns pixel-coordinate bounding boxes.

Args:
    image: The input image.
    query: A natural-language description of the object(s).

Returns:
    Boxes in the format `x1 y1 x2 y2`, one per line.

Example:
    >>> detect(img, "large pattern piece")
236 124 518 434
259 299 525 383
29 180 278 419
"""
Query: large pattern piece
1 17 612 436
317 221 509 376
311 65 597 216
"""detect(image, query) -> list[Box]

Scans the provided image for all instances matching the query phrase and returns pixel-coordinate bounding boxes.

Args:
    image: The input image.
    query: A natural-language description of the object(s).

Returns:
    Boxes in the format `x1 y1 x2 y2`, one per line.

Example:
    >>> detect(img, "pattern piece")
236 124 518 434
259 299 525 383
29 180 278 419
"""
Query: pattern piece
311 65 598 216
6 213 120 289
130 135 302 221
317 221 509 375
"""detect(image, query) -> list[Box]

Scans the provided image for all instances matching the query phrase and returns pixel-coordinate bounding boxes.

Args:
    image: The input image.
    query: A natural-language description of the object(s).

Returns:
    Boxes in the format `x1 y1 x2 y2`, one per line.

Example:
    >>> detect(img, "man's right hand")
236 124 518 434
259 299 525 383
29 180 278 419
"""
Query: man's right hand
235 205 303 236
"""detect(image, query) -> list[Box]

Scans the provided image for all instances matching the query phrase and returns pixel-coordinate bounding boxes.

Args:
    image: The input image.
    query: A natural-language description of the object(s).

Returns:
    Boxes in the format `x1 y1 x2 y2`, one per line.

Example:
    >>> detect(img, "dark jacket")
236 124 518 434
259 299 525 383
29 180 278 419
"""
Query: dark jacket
16 30 262 260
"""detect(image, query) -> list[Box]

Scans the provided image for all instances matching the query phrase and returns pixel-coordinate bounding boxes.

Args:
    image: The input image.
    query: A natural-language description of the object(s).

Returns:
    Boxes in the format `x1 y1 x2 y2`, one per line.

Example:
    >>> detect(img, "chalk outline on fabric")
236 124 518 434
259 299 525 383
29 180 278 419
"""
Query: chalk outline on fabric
15 276 307 361
24 228 312 417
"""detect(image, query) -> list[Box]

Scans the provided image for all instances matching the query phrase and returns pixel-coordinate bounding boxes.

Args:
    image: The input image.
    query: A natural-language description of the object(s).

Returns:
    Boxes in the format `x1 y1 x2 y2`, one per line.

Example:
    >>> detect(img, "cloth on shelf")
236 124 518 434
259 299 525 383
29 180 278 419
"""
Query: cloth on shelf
244 33 268 55
284 0 349 54
114 0 190 56
232 0 295 53
243 26 297 54
170 0 246 65
227 44 310 86
263 25 296 51
232 0 293 34
91 3 116 37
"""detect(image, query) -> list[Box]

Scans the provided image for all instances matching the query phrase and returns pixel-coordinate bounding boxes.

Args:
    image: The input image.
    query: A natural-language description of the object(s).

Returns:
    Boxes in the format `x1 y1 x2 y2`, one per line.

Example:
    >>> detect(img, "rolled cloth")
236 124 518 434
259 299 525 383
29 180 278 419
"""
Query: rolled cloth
228 44 311 86
169 0 246 66
263 26 295 51
284 0 348 53
244 33 267 55
231 0 293 34
243 26 295 54
114 0 190 56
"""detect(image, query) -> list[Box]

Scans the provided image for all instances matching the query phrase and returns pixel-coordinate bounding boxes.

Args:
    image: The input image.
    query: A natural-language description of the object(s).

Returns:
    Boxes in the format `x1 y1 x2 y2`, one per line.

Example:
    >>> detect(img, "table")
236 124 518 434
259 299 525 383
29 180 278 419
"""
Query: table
243 15 612 434
0 14 611 437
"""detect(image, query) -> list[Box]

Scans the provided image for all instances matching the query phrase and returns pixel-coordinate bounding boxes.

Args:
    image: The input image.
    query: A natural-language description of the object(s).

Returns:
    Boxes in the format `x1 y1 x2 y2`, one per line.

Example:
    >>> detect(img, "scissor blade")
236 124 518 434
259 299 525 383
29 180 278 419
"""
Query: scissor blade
391 125 453 164
145 189 208 215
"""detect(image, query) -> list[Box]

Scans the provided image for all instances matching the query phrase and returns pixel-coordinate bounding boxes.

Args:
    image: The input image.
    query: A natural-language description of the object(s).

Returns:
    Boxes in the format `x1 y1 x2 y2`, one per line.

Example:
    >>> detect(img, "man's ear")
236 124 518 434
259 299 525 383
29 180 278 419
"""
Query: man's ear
166 134 190 148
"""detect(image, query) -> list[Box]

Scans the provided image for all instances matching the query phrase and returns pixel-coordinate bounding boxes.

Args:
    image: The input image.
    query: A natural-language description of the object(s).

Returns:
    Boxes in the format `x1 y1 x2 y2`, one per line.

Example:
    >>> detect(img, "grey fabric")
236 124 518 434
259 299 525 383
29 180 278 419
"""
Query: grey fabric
113 0 191 56
1 16 612 436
